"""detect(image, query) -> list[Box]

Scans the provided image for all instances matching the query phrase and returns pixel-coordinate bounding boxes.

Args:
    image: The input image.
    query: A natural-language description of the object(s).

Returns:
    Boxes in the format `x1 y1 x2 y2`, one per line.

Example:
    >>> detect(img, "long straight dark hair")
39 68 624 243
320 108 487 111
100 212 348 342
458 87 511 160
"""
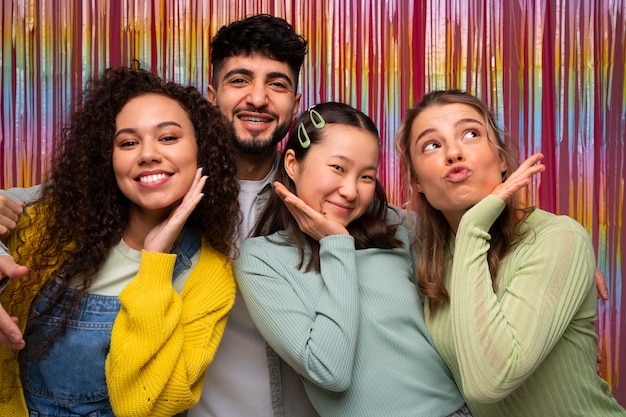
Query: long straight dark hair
254 101 402 273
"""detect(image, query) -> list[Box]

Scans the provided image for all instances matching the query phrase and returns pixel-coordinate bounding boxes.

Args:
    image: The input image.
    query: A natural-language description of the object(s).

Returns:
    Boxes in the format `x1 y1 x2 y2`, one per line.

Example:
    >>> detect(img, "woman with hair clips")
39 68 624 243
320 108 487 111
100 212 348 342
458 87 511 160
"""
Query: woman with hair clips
235 102 472 417
396 89 625 416
0 65 239 417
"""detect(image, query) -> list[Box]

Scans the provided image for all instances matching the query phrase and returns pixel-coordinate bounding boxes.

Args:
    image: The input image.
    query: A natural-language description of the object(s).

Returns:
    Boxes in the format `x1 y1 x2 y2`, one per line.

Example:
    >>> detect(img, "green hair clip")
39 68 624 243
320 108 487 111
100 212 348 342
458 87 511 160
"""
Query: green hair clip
297 108 326 149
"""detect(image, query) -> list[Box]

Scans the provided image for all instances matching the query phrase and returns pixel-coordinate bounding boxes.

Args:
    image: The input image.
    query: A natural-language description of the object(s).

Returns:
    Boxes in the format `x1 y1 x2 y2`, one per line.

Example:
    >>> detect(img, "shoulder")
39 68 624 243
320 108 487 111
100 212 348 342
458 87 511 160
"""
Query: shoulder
237 232 293 265
515 209 595 271
241 232 288 251
525 209 590 242
191 241 236 293
386 204 418 230
199 239 231 264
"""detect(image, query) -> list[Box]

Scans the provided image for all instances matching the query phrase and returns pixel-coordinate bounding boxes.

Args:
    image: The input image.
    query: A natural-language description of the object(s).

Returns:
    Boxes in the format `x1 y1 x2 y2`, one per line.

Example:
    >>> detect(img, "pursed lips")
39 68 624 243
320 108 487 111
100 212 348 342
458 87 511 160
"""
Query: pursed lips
445 165 471 182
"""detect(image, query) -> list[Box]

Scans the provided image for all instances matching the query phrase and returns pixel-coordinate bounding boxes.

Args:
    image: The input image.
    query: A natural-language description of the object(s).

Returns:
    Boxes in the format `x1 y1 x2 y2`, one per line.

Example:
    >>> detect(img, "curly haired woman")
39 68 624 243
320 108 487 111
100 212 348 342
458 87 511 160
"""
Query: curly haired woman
0 65 240 417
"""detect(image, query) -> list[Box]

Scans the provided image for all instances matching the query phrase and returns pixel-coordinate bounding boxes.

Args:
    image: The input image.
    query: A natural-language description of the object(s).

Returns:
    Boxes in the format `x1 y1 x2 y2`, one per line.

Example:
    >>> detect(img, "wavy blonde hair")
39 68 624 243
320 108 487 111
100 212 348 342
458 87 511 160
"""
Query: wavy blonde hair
396 89 531 312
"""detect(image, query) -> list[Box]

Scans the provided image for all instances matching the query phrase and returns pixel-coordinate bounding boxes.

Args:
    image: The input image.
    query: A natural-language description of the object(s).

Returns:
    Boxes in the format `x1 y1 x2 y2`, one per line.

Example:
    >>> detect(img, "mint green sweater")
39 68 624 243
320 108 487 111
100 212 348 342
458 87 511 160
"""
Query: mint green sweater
426 195 625 416
235 225 465 417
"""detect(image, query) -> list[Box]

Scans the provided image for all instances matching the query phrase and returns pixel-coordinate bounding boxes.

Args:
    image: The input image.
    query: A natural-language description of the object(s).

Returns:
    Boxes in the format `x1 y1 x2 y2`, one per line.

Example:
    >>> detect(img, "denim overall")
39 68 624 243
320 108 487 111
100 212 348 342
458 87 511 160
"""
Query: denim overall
20 227 201 417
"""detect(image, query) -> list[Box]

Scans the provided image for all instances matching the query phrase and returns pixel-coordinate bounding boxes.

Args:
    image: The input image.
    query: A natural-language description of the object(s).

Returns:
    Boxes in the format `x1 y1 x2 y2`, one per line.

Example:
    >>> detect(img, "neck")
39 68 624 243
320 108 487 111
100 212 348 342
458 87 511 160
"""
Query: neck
235 149 278 181
123 208 169 250
444 211 464 234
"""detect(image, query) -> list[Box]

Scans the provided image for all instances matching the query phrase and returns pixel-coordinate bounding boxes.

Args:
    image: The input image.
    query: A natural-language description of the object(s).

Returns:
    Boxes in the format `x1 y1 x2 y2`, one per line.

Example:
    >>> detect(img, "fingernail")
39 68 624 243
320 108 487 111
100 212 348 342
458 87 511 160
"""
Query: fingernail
10 333 20 342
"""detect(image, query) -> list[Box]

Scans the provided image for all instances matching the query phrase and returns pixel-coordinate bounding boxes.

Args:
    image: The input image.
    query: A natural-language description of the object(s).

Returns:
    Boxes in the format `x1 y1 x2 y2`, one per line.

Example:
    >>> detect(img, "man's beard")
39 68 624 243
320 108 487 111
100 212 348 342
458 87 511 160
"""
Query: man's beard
233 120 292 155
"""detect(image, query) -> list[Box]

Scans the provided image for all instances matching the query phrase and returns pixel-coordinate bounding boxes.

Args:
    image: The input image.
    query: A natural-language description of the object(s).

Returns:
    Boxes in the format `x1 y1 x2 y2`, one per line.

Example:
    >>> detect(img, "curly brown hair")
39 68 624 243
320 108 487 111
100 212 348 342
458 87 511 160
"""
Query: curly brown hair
12 64 240 355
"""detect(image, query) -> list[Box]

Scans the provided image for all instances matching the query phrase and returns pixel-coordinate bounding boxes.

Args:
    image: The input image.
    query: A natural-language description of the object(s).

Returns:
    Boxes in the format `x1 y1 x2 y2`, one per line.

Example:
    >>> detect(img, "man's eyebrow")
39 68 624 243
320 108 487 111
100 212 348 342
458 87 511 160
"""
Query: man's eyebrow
222 68 294 88
222 68 254 80
266 71 294 87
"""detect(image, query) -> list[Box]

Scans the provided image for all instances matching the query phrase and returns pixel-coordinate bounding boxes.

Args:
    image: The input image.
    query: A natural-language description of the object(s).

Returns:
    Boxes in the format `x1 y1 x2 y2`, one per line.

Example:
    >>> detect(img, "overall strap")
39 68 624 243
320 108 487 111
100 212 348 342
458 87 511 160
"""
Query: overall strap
170 226 201 282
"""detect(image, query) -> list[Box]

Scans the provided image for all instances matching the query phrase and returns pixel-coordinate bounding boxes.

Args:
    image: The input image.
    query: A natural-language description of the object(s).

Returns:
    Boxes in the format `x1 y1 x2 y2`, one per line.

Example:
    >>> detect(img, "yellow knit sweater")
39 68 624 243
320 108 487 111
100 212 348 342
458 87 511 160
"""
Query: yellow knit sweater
0 220 236 417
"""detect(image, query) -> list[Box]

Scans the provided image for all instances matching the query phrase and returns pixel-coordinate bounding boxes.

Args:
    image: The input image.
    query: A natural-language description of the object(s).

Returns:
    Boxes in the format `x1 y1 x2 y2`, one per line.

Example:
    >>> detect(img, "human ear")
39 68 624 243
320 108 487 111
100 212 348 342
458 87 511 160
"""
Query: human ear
499 153 508 176
207 85 217 105
292 93 302 119
414 179 423 193
284 150 298 181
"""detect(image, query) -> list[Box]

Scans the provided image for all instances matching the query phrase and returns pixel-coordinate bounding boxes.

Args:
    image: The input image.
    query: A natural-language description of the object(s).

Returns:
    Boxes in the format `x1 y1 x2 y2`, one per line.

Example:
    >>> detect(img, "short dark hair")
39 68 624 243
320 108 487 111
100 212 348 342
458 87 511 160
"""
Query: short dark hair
210 14 307 91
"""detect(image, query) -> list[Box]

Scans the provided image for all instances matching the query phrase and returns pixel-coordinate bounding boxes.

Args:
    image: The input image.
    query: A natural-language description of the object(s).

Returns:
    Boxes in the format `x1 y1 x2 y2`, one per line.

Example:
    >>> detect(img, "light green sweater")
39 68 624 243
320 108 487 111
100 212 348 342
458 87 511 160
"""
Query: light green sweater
426 195 625 416
235 225 465 417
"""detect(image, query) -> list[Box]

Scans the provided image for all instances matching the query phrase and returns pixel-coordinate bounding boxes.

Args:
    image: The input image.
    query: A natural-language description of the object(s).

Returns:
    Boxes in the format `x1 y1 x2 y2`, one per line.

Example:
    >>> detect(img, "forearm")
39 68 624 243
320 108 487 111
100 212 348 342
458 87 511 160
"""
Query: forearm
450 196 595 401
236 235 360 391
106 248 235 417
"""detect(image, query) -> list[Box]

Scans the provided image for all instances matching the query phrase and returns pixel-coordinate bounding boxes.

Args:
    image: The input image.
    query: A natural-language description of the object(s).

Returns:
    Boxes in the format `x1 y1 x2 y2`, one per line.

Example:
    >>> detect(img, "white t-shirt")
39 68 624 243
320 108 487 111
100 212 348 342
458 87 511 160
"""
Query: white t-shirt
85 239 194 295
188 173 273 417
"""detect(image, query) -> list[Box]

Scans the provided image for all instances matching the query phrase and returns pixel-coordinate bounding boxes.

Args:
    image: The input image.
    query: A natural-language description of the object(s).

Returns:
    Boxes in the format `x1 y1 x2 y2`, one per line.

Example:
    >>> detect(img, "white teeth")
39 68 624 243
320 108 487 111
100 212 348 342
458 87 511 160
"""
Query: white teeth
240 116 269 123
139 173 169 183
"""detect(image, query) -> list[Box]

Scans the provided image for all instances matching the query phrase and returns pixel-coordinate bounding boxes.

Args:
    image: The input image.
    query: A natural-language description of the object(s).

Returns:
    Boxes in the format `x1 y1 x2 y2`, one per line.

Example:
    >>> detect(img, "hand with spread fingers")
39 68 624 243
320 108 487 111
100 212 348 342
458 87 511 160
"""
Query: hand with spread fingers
143 168 208 253
491 152 546 202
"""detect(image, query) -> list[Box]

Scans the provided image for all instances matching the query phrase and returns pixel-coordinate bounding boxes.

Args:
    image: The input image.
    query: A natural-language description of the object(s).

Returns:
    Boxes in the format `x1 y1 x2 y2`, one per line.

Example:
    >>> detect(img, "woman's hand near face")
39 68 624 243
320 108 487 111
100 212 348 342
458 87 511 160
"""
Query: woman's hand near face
143 168 207 253
491 153 545 202
273 181 350 241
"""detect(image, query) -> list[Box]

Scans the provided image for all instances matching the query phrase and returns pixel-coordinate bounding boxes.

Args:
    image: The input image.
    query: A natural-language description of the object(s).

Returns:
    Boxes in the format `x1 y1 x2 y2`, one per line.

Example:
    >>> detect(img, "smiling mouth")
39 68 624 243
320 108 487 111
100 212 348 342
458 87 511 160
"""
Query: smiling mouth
327 201 353 211
138 173 170 184
239 114 272 122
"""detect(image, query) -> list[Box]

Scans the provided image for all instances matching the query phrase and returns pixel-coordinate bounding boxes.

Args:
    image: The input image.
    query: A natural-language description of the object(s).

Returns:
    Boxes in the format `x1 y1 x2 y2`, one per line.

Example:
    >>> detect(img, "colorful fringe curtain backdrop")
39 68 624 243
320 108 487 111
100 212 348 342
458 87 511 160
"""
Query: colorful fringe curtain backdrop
1 0 625 404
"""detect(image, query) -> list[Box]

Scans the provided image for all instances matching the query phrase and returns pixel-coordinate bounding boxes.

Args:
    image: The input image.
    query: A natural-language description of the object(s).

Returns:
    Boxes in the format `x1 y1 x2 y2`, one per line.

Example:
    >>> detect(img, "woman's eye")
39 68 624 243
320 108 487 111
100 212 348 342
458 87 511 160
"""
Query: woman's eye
119 140 137 148
160 135 178 142
422 141 439 151
462 130 480 140
331 164 344 172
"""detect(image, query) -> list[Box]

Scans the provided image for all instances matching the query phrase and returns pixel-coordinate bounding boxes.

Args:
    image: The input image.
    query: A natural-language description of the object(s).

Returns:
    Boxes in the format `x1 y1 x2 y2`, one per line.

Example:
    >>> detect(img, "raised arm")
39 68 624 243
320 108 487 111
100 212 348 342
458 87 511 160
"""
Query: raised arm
235 235 360 392
106 246 235 416
449 195 596 402
106 169 236 416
